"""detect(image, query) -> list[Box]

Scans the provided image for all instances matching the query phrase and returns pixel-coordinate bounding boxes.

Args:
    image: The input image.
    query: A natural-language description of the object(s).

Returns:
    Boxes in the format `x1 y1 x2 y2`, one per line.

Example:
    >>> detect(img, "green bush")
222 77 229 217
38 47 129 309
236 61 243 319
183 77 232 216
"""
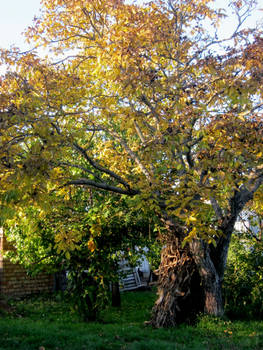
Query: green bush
223 231 263 319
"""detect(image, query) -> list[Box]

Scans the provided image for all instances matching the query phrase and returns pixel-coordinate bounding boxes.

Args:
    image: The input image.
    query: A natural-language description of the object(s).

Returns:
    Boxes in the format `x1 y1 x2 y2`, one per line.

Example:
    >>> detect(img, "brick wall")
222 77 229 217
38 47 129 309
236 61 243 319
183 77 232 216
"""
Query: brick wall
0 229 54 297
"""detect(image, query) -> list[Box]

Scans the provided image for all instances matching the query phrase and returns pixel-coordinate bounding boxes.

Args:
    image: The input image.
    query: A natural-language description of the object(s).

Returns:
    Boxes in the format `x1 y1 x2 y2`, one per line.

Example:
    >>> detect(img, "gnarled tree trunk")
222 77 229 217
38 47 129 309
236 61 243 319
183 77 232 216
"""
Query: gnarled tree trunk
149 184 259 327
150 239 203 327
150 225 229 327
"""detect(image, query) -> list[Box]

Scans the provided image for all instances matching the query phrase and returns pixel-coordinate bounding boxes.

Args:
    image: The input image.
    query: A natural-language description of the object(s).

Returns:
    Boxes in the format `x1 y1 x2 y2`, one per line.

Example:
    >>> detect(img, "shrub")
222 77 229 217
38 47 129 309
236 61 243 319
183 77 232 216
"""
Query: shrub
223 231 263 319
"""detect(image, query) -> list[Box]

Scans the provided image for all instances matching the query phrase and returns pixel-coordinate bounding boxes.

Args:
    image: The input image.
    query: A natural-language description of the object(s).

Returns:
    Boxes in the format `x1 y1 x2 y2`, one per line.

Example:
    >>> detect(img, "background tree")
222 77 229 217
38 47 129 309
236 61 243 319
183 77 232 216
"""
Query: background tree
0 0 263 326
4 187 157 321
224 211 263 319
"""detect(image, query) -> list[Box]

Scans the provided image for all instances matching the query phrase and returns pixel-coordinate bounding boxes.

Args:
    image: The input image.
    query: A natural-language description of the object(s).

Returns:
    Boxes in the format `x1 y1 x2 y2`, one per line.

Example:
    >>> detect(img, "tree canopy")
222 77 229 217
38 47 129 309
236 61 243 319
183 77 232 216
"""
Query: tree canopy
0 0 263 326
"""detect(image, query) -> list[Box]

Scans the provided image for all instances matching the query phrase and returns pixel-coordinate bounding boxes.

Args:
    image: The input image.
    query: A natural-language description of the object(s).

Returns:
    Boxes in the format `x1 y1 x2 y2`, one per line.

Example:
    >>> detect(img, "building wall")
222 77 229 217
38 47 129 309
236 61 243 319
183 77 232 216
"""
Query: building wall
0 229 54 297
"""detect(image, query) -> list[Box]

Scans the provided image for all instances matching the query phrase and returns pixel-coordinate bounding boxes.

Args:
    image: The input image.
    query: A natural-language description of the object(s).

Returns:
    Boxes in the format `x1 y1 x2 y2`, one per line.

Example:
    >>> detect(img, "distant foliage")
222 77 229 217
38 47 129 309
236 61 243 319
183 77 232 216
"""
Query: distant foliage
224 231 263 319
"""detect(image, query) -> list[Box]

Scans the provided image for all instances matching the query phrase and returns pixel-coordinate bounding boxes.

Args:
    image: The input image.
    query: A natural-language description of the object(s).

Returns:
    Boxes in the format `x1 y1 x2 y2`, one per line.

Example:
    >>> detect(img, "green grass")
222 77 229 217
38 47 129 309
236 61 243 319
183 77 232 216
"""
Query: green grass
0 290 262 350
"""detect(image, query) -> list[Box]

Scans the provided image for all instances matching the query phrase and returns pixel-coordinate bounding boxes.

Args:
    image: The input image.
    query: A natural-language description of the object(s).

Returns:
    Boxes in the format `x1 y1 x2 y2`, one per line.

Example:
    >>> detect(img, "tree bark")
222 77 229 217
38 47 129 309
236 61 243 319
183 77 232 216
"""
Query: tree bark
150 231 228 327
190 239 224 317
150 240 203 327
149 185 259 327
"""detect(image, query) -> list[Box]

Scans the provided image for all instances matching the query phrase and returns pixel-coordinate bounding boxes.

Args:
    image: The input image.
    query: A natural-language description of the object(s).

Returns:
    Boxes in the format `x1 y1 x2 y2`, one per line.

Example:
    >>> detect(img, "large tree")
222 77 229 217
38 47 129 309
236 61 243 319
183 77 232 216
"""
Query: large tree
0 0 263 326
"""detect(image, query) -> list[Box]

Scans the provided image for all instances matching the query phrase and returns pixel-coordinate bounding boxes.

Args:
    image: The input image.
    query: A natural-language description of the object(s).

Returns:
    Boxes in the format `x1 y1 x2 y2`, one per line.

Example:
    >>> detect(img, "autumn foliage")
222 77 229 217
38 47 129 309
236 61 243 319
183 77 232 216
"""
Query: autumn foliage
0 0 263 326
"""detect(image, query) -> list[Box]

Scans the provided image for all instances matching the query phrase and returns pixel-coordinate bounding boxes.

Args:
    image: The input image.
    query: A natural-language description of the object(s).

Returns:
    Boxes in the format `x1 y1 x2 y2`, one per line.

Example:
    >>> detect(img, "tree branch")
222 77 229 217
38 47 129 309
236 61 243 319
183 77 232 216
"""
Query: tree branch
66 178 139 196
72 142 133 191
109 131 153 183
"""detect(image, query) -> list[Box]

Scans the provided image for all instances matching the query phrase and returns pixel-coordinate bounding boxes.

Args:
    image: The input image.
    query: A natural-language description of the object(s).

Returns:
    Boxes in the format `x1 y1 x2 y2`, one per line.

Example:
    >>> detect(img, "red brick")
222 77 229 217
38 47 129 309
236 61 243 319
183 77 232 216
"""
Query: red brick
0 231 54 297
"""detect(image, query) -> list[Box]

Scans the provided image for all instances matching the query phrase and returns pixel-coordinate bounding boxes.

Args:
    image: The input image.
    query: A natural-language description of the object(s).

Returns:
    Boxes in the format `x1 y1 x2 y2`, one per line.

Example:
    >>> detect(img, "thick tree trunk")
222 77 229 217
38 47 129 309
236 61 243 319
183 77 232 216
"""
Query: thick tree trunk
150 236 226 327
150 240 203 327
149 185 258 327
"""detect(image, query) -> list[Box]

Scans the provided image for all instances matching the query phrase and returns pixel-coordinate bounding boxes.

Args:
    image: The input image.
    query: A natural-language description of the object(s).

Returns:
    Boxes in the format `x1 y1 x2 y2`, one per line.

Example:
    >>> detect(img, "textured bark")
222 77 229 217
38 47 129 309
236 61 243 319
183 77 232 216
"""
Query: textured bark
150 236 227 327
190 240 224 317
150 184 258 327
150 240 203 327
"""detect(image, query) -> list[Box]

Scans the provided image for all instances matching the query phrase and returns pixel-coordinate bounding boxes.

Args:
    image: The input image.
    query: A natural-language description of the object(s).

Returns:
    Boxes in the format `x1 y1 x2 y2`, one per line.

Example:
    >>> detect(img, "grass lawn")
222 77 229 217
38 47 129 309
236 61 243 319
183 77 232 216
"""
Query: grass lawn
0 290 262 350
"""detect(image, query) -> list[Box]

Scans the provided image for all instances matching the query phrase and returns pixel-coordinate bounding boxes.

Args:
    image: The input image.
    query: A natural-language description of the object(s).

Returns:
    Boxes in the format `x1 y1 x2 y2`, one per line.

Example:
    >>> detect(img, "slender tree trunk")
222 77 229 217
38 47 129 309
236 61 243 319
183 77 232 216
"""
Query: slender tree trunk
190 240 224 317
112 281 121 307
203 279 223 316
111 262 121 307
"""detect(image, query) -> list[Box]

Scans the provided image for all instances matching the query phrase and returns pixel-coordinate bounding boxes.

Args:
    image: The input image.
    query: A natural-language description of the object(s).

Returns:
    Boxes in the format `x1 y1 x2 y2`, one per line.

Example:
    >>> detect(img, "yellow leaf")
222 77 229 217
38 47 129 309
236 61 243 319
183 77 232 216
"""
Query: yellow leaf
87 239 96 252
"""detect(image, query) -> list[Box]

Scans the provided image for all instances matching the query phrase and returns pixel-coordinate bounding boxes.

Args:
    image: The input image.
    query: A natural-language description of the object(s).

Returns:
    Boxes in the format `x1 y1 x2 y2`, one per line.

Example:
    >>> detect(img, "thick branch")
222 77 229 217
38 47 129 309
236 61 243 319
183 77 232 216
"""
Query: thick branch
66 178 139 196
54 161 103 182
73 142 133 190
212 180 262 280
210 197 223 221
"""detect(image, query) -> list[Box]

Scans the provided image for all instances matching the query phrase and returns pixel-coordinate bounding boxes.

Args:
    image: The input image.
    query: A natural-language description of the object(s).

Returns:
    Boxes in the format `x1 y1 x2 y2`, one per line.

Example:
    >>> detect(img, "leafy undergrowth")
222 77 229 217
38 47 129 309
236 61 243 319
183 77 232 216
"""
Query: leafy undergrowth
0 290 262 350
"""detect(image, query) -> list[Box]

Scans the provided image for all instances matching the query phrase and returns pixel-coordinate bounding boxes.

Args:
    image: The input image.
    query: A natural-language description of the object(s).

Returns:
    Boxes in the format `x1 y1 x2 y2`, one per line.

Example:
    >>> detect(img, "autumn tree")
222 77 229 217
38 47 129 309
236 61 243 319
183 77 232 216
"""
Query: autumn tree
1 0 263 326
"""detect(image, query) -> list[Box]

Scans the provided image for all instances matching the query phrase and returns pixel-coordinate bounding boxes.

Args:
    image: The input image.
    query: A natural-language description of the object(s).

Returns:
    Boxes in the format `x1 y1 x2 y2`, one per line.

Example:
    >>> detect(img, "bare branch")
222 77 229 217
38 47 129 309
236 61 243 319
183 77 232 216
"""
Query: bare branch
140 94 160 130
